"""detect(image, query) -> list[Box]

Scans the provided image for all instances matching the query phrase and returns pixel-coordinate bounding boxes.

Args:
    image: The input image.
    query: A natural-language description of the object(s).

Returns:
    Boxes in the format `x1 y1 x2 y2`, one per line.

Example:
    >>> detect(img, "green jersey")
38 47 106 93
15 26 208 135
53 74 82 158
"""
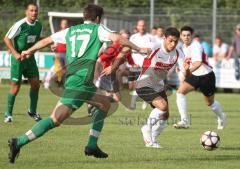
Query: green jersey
51 22 112 88
5 17 42 82
6 17 42 53
51 22 112 108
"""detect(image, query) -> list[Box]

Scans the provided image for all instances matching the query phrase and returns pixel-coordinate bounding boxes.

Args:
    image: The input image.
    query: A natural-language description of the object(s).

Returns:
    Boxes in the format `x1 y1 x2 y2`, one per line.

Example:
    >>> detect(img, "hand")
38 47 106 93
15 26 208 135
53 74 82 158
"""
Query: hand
183 59 191 71
51 44 57 51
101 66 112 76
13 53 21 61
20 50 32 61
139 48 152 55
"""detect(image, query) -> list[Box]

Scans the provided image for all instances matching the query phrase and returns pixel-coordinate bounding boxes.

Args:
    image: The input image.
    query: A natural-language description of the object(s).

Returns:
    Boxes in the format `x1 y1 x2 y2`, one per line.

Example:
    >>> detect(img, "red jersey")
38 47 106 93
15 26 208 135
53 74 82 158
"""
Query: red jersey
55 43 66 53
99 43 134 68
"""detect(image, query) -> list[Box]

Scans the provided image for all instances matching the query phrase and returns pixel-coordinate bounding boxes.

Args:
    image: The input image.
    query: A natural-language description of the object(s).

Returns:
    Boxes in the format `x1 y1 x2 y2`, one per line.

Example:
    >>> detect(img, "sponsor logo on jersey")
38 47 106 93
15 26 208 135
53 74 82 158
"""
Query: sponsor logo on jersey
27 35 37 43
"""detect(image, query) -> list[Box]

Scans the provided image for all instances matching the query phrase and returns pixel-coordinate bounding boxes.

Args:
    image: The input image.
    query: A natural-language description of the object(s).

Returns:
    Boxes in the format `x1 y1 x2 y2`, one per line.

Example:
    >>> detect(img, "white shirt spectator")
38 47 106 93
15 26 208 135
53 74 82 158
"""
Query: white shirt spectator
130 32 155 67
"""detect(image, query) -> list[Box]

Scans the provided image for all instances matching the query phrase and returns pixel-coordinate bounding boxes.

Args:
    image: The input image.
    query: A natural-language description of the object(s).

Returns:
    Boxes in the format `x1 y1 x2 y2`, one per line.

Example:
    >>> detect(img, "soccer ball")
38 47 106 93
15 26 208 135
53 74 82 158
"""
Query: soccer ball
200 131 220 151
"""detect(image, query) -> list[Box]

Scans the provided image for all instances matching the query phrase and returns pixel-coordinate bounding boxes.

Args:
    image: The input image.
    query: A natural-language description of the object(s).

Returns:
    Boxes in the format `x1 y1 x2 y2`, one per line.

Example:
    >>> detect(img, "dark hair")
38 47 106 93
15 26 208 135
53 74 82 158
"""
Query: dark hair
165 27 180 38
83 4 104 22
194 34 200 38
25 2 38 10
180 26 194 34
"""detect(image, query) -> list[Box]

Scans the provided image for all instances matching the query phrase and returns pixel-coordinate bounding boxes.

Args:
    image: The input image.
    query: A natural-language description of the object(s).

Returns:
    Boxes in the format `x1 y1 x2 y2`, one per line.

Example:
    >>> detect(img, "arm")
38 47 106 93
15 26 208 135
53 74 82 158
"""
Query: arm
3 37 21 60
101 46 130 75
21 36 54 59
226 46 234 60
190 61 202 73
109 33 150 54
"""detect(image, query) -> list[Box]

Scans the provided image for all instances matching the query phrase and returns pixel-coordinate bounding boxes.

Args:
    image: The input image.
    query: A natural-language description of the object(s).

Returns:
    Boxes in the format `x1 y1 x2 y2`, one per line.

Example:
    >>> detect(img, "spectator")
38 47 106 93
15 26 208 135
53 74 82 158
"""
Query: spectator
194 34 212 57
227 23 240 79
154 26 165 44
213 36 229 65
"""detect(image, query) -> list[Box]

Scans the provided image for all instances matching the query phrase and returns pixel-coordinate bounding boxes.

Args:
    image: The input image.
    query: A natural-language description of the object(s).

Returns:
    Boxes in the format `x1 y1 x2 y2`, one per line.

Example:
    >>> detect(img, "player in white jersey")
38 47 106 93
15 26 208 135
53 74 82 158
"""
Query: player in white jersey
129 19 156 109
136 27 187 148
173 26 226 129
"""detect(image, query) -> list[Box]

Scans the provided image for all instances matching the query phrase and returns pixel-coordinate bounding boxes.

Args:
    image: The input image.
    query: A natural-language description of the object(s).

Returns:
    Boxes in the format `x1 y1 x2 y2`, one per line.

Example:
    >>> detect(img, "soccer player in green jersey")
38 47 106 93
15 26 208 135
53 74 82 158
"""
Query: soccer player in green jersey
8 4 149 163
3 2 42 123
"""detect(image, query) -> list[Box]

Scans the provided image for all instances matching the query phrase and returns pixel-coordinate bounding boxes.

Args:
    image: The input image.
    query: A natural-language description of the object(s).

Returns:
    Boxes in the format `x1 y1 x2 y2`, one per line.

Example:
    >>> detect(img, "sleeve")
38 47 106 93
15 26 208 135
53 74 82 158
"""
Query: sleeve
98 24 114 42
5 23 21 39
177 49 185 71
50 28 69 44
191 42 203 62
126 53 135 65
213 45 218 55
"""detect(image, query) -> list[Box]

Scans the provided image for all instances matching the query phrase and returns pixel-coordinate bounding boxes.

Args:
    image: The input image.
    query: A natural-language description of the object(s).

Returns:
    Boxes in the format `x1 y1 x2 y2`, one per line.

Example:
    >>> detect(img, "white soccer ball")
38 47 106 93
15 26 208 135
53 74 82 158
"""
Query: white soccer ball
200 131 220 150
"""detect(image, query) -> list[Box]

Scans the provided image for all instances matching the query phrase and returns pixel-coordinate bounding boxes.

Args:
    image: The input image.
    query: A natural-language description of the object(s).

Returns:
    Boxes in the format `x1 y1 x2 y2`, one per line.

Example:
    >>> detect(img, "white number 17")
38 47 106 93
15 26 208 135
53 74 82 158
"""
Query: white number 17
69 34 90 58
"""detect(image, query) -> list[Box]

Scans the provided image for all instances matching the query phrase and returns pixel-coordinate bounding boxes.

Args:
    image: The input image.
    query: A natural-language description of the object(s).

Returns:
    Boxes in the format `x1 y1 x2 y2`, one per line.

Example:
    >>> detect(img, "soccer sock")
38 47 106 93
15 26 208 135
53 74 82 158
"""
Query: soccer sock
29 89 39 114
148 108 167 143
176 93 189 123
210 100 224 118
16 117 55 148
87 107 106 148
152 120 167 143
5 93 16 117
130 90 138 109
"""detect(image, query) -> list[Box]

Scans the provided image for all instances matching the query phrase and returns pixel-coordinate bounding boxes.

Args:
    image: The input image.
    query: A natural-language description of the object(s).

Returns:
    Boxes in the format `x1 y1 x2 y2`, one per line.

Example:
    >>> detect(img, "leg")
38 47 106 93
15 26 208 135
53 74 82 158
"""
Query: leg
204 95 226 129
142 97 169 148
174 81 194 128
28 77 41 121
8 102 72 163
84 92 113 158
4 82 21 123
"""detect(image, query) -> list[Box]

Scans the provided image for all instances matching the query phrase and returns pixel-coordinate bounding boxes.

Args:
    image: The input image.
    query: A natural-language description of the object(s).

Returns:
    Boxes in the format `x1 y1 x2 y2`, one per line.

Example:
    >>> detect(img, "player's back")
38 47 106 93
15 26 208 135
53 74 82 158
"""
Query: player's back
64 23 104 85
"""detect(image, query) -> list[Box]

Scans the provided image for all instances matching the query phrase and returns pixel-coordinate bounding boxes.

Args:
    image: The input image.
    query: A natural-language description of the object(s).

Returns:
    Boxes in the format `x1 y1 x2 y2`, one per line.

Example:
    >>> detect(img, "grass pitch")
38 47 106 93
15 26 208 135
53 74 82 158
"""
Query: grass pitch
0 84 240 169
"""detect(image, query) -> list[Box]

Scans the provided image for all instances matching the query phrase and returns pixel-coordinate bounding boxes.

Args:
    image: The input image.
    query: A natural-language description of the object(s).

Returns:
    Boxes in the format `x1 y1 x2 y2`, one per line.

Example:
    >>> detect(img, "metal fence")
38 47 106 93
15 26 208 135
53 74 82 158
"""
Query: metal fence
1 7 240 49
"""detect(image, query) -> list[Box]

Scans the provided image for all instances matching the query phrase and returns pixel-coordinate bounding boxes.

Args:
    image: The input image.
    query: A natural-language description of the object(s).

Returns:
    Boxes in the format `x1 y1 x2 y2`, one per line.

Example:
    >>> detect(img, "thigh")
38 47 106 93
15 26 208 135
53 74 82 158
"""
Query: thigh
10 56 22 83
23 59 39 79
177 81 195 94
136 87 167 108
51 102 72 125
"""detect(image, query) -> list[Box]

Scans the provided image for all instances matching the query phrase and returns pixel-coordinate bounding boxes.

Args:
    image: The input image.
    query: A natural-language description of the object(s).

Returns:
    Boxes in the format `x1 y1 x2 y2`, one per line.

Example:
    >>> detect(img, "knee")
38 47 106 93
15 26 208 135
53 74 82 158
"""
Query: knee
50 116 61 127
31 83 40 91
162 111 169 120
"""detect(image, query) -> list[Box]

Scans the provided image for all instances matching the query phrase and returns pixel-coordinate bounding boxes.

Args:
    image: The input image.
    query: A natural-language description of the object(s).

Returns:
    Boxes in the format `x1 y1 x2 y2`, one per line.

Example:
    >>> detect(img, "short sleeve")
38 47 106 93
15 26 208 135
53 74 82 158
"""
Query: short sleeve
5 23 21 39
98 24 113 42
231 37 236 47
191 42 203 62
221 43 228 54
50 28 69 44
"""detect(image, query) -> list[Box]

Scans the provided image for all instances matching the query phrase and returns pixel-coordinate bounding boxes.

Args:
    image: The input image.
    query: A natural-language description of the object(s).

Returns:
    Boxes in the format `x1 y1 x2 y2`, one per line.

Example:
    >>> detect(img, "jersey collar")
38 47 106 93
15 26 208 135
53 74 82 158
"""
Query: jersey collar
25 17 36 26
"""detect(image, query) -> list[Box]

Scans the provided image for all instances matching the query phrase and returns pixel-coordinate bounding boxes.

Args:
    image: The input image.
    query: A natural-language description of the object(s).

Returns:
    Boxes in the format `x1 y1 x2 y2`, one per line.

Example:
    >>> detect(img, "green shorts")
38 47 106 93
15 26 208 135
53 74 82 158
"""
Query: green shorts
60 70 96 110
11 55 39 83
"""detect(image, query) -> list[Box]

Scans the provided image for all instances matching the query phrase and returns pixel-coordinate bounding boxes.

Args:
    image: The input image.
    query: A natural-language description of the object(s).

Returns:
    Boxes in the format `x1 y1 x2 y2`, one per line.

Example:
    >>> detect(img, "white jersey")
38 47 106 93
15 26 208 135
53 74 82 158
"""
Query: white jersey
129 32 155 67
136 43 185 92
183 40 212 76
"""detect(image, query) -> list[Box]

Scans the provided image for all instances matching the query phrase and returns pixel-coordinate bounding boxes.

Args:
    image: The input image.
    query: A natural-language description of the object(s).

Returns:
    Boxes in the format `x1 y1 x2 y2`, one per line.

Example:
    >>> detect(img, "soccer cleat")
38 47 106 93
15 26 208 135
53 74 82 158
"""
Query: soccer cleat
151 142 162 149
8 138 20 163
218 113 226 130
27 111 42 122
141 101 148 110
4 116 13 123
141 125 153 146
84 146 108 158
173 121 190 129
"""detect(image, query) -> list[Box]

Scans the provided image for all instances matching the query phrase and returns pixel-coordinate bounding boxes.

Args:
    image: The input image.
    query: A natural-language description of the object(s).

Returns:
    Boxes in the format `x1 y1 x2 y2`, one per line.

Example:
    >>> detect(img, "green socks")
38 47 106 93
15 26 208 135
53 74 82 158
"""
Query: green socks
29 89 39 113
87 107 106 148
5 93 16 117
17 117 55 148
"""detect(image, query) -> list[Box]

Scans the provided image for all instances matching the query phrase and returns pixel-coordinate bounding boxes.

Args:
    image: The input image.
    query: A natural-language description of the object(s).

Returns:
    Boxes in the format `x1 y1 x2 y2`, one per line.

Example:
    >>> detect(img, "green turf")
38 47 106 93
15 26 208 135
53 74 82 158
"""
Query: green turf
0 84 240 169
